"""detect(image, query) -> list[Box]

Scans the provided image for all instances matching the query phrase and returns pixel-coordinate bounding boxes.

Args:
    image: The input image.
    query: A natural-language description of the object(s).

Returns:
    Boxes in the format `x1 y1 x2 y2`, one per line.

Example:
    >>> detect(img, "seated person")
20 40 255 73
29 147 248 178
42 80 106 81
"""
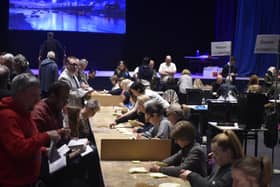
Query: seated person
246 74 263 93
180 130 244 187
109 75 122 95
114 60 131 79
147 121 207 177
78 99 100 136
211 74 223 94
87 68 96 88
119 79 133 108
232 156 272 187
138 100 172 139
132 95 153 133
217 76 238 100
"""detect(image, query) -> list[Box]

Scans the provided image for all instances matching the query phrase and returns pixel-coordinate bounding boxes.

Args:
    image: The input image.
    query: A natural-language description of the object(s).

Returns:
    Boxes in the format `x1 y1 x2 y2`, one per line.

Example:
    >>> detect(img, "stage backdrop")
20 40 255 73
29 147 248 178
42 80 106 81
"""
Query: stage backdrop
233 0 280 76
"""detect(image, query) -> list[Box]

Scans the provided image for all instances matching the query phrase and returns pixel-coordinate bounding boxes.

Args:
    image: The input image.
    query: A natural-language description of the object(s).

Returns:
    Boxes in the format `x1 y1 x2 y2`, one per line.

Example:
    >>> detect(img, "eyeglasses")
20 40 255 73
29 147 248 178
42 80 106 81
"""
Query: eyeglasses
69 63 78 67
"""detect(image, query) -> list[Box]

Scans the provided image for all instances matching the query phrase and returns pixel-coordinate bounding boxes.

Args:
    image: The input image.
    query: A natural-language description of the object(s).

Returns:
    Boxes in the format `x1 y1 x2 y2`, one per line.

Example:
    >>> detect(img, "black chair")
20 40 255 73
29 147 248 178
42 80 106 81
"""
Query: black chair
239 93 268 156
185 88 203 105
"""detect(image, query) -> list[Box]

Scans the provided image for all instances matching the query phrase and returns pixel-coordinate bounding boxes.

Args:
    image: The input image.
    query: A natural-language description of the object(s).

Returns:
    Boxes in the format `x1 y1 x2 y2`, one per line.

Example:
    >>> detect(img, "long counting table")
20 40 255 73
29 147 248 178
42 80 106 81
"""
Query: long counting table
89 106 191 187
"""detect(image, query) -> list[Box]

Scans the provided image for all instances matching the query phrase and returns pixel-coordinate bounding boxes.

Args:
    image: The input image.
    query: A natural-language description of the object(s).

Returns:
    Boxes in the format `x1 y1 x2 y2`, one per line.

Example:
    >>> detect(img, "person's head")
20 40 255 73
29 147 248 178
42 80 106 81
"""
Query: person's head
248 74 259 85
142 56 150 66
2 53 14 71
171 120 195 148
120 79 132 91
47 51 56 60
11 73 40 112
47 32 54 40
193 79 204 89
130 81 145 96
81 99 100 119
181 69 191 76
0 65 10 89
165 55 172 64
14 54 29 74
110 75 119 85
88 69 96 79
149 59 155 69
66 56 79 74
144 100 164 124
216 74 223 84
47 81 70 110
230 56 236 65
267 66 276 75
166 103 184 125
137 95 150 113
118 60 127 71
232 156 272 187
211 130 244 166
79 58 88 71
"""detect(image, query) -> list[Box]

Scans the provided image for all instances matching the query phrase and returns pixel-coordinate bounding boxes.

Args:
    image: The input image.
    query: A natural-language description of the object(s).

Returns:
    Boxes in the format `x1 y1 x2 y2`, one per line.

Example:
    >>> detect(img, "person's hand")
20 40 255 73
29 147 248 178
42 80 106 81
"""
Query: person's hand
46 130 61 142
147 164 160 172
179 169 192 180
57 128 71 139
109 122 117 129
136 133 143 139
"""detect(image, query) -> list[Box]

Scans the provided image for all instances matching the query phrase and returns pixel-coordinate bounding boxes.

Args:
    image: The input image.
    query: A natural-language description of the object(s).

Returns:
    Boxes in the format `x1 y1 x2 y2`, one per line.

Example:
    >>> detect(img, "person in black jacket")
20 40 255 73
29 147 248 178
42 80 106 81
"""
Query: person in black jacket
180 130 244 187
147 120 207 177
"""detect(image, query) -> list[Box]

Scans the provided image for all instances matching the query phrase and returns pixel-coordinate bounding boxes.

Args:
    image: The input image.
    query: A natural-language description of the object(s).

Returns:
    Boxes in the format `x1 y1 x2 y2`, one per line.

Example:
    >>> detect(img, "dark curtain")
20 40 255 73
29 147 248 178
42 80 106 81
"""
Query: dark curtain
233 0 280 76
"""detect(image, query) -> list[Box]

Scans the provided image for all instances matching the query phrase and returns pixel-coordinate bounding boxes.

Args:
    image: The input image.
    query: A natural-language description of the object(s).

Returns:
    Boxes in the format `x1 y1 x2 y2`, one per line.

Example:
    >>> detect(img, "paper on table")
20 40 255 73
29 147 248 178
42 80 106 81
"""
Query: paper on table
48 155 67 174
57 144 70 156
128 167 148 173
149 172 167 178
68 138 88 148
48 140 60 163
159 183 181 187
81 145 93 157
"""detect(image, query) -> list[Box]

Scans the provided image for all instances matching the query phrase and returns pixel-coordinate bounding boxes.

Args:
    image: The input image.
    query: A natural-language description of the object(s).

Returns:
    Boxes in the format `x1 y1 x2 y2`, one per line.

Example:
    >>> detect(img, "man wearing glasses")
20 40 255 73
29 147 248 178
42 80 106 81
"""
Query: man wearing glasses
59 56 80 90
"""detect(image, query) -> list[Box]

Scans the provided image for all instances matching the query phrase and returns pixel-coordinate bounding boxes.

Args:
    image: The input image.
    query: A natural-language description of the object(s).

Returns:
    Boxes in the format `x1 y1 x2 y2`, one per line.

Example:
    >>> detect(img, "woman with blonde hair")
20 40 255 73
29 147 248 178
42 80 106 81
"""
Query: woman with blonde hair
178 69 192 94
193 78 204 89
232 156 272 187
180 130 244 187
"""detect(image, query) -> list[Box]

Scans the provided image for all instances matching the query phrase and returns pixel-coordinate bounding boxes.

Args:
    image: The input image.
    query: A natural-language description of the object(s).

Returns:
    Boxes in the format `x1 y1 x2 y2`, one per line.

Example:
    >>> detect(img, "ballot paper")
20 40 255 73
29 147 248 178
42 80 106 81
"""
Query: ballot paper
81 145 93 157
128 167 148 174
57 144 70 156
158 183 181 187
48 155 67 174
149 172 167 178
68 138 89 149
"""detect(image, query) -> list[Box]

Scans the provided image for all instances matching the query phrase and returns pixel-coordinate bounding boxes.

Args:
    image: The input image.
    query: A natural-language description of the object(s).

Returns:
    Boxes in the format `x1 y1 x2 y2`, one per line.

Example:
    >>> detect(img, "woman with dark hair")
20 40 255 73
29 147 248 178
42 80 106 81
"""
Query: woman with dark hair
180 130 244 187
232 156 272 187
138 100 171 139
114 60 131 79
246 74 263 93
147 121 207 177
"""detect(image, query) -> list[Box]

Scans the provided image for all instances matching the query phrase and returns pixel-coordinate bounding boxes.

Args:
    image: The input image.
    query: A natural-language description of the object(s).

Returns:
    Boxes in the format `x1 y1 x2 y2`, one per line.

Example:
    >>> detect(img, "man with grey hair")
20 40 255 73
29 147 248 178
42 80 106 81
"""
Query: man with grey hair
39 51 58 97
0 73 66 186
0 65 11 98
77 58 91 89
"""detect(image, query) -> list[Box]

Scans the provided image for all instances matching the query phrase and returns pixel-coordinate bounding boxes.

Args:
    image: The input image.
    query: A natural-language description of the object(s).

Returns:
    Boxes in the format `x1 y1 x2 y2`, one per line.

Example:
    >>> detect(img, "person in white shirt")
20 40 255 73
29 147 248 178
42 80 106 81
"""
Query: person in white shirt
178 69 193 94
158 55 177 83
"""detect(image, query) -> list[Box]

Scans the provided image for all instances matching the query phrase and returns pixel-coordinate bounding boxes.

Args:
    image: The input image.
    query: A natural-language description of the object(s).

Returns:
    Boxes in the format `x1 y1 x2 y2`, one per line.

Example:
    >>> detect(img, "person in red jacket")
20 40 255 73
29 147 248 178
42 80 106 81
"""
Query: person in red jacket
0 73 64 187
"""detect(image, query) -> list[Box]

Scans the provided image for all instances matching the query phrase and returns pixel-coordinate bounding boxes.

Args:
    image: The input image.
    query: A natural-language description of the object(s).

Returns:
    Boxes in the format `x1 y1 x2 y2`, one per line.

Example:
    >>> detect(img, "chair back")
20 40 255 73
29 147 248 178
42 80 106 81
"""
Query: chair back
186 88 203 105
244 93 268 130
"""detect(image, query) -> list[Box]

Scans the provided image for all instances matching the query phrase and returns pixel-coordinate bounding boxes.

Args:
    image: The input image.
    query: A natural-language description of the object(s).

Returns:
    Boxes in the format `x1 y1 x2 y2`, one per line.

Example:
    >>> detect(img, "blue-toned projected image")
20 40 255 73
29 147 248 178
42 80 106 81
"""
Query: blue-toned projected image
9 0 126 34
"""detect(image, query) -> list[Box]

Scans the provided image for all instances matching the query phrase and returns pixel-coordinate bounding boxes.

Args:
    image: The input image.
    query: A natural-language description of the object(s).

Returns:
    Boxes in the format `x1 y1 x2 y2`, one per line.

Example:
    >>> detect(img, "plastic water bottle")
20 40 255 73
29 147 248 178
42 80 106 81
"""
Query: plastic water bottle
196 49 200 56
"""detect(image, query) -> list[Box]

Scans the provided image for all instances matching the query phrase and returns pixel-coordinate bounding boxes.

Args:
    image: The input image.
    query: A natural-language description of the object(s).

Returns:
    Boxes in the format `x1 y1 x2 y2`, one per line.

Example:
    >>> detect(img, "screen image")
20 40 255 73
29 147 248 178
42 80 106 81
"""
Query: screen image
9 0 126 34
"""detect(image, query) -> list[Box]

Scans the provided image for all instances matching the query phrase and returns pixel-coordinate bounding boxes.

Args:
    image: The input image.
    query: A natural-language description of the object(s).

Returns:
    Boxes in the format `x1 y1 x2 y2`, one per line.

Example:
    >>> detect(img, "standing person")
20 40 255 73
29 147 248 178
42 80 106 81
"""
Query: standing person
39 51 58 98
178 69 193 94
180 130 244 187
158 54 177 84
0 73 64 187
222 56 238 82
232 156 272 187
59 56 80 90
38 32 64 68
